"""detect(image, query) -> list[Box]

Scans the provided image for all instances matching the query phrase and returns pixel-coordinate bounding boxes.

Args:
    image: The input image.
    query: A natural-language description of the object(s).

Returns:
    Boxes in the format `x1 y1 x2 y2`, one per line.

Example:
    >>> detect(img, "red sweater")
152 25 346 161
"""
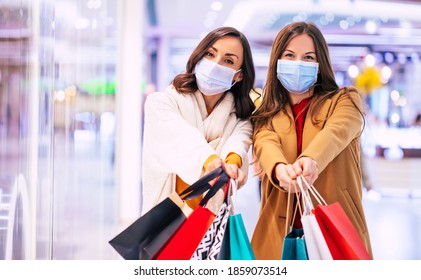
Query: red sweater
292 97 311 228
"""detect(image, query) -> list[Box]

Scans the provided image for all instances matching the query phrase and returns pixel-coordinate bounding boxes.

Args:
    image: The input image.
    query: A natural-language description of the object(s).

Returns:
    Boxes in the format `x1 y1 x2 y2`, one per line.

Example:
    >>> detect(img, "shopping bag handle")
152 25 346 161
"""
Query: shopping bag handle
298 175 327 206
284 181 303 237
179 167 225 200
228 179 238 214
296 176 315 214
199 171 230 207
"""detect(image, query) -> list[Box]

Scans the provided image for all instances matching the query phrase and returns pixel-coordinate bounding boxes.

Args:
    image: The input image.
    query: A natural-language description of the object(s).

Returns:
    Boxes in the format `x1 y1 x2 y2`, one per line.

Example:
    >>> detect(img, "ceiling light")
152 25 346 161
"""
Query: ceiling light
365 20 377 34
348 65 359 78
411 52 420 63
55 90 66 102
390 90 400 102
339 20 349 30
211 1 223 12
397 53 407 64
365 54 375 67
381 66 392 81
384 52 394 64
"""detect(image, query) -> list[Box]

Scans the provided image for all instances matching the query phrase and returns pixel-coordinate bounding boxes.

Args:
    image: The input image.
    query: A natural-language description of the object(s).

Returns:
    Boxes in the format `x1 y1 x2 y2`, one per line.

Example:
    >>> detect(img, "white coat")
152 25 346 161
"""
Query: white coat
141 85 252 214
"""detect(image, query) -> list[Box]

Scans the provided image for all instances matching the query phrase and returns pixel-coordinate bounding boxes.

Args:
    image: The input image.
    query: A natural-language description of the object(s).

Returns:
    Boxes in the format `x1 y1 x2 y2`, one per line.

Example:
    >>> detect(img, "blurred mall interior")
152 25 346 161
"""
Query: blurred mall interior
0 0 420 260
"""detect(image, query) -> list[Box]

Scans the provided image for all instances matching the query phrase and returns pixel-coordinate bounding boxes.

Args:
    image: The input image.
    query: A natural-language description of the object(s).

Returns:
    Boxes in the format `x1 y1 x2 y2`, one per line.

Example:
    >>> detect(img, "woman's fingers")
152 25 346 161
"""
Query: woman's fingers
275 163 299 192
223 163 239 179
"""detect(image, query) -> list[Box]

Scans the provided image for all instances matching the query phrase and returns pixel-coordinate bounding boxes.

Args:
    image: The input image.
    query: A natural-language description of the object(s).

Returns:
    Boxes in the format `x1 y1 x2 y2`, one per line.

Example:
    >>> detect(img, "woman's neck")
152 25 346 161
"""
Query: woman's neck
290 90 312 105
203 93 224 113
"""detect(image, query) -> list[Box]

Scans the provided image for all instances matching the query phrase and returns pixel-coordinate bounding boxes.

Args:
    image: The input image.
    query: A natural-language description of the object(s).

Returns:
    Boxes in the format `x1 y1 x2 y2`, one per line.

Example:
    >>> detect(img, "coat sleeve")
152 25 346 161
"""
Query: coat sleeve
220 118 253 179
143 92 216 184
253 125 288 187
300 88 363 173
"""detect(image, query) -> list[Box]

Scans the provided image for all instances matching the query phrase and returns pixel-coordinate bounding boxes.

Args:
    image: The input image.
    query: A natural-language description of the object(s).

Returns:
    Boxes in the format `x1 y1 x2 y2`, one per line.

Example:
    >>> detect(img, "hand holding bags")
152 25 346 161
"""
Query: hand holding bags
299 175 372 260
155 171 230 260
108 167 226 260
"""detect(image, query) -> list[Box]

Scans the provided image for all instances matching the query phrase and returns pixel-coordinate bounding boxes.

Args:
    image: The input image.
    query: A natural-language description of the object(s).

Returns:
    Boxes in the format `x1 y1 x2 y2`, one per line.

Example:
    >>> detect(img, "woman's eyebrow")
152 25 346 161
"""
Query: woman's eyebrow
226 53 239 59
284 49 316 55
210 46 239 59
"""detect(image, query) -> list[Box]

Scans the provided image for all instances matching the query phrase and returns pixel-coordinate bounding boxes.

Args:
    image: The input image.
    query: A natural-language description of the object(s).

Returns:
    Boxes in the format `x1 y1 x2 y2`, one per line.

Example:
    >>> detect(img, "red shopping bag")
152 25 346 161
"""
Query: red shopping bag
314 202 371 260
155 172 230 260
300 176 372 260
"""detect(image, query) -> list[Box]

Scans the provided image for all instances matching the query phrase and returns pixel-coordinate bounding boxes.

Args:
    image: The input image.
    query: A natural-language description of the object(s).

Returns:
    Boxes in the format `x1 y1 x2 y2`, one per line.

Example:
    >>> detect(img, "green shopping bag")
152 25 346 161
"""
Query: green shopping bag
217 179 256 260
229 213 256 260
281 184 308 260
281 227 308 260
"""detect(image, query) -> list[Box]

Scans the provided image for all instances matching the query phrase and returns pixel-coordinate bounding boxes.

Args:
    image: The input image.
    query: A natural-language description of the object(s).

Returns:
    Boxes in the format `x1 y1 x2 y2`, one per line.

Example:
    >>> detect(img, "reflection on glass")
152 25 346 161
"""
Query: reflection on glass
0 0 119 259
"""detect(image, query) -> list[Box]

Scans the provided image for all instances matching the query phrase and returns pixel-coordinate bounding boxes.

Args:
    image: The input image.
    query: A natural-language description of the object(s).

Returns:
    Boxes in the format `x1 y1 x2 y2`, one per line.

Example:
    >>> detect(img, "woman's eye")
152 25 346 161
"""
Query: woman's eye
225 59 234 65
205 51 214 57
283 53 294 58
305 55 316 61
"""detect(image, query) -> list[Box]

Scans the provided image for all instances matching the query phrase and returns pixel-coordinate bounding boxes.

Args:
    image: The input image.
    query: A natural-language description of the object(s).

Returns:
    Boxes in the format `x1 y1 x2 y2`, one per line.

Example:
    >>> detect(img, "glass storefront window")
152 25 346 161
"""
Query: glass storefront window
0 0 36 260
0 0 128 260
49 0 120 260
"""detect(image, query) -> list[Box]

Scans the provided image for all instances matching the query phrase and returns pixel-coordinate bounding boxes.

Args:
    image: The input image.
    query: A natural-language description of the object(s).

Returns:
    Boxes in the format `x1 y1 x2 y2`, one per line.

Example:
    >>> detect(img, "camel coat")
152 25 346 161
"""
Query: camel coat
251 86 373 260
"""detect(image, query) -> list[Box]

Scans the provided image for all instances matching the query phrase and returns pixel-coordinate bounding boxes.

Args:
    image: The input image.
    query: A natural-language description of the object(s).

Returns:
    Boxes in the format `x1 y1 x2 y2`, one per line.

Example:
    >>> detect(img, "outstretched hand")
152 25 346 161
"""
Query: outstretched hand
274 157 318 192
204 158 246 189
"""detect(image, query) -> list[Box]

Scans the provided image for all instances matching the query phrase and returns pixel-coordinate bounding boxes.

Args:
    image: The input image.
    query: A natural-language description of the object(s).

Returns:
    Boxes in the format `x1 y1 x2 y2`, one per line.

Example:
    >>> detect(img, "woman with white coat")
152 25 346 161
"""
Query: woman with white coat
141 26 256 214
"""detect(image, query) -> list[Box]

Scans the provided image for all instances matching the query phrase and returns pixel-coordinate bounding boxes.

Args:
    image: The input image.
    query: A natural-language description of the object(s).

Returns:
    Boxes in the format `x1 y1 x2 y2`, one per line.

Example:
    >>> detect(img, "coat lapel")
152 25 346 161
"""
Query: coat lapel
302 98 332 150
272 105 297 163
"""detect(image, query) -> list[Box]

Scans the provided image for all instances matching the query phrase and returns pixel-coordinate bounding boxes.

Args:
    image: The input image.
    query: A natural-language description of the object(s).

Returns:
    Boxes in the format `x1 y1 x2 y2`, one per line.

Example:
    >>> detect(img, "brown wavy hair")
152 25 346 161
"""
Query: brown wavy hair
251 21 364 132
172 26 256 119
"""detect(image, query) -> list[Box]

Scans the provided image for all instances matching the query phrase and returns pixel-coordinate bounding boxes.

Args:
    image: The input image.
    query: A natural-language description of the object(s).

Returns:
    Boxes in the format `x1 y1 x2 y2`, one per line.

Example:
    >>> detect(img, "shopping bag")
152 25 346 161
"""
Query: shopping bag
300 176 372 260
191 181 231 260
217 180 256 260
155 171 230 260
300 215 332 260
228 213 256 260
217 219 230 260
281 182 308 260
281 227 308 260
314 202 371 260
297 176 332 260
108 167 225 260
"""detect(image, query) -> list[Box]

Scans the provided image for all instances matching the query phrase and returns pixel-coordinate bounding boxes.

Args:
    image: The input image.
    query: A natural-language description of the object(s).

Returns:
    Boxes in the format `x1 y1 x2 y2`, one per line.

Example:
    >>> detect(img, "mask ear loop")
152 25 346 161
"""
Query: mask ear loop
231 69 242 86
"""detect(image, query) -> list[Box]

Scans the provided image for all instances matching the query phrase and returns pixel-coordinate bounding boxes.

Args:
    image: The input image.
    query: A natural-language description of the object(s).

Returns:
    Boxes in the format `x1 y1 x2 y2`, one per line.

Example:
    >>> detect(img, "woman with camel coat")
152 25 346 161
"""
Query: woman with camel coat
250 21 373 260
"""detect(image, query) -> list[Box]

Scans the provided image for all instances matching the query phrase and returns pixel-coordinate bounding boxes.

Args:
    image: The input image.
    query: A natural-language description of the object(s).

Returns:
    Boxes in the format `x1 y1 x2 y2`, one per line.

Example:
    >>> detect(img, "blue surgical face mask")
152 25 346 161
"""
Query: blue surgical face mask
277 59 319 94
194 58 241 96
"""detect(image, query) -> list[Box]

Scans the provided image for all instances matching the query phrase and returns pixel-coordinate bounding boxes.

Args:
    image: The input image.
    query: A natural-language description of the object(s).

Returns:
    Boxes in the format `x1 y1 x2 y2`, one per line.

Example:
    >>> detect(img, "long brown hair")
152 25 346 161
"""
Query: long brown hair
252 21 363 132
172 26 256 119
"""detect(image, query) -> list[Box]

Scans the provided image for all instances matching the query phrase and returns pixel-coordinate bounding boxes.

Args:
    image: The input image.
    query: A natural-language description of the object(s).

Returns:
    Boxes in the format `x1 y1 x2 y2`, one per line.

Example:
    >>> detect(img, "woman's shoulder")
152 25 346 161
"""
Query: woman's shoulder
331 86 363 108
145 86 178 103
339 85 359 95
328 86 361 100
